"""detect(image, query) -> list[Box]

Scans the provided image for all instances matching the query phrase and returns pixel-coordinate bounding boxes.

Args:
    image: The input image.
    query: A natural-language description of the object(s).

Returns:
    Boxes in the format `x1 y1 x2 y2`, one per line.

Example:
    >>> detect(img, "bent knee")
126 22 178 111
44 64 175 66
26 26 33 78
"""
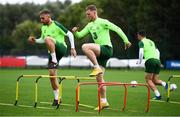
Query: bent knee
96 77 104 83
45 36 55 44
82 44 89 52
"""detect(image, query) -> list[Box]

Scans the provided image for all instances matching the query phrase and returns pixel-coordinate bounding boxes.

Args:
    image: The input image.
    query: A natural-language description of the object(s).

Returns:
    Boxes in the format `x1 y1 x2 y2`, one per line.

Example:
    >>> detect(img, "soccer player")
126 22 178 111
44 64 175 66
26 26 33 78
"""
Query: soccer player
72 5 131 110
136 30 166 100
28 9 77 105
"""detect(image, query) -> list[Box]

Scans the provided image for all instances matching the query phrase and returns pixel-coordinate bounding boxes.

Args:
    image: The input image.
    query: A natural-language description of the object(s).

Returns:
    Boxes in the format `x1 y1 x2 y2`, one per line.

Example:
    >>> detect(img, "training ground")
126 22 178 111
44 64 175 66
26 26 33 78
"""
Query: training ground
0 69 180 116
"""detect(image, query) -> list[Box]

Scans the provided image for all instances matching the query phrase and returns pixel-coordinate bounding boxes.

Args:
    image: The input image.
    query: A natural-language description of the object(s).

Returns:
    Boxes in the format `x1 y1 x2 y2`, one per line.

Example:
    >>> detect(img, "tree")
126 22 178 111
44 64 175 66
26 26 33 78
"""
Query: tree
11 20 46 55
0 0 180 63
136 0 180 63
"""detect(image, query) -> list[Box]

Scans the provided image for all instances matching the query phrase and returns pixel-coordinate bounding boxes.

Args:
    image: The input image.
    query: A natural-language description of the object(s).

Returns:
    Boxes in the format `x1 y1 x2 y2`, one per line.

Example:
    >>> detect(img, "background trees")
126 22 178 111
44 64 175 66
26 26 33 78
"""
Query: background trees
0 0 179 65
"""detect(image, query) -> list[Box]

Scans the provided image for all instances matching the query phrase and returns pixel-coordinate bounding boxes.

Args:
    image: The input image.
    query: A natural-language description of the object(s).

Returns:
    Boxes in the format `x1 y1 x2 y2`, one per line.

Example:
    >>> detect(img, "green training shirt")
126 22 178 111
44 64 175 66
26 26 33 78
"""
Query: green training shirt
138 38 159 60
74 18 129 47
40 20 68 46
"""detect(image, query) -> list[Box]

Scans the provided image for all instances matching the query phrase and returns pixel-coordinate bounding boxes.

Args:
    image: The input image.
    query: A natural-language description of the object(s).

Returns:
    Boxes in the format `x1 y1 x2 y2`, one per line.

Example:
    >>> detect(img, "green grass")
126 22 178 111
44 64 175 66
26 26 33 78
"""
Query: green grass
0 68 180 116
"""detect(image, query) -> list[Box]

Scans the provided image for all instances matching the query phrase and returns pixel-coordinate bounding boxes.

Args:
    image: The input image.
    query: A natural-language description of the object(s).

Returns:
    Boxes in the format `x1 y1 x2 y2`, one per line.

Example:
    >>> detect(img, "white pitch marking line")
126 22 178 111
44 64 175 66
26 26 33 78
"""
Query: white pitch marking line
0 102 96 114
0 102 53 110
150 99 180 105
79 103 95 108
0 102 144 114
40 101 74 107
40 101 95 108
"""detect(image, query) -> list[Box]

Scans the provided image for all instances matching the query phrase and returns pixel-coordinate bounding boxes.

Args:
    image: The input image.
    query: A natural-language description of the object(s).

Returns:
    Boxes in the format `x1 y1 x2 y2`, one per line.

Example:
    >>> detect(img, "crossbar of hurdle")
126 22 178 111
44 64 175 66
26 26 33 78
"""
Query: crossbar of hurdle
75 82 150 113
14 75 96 109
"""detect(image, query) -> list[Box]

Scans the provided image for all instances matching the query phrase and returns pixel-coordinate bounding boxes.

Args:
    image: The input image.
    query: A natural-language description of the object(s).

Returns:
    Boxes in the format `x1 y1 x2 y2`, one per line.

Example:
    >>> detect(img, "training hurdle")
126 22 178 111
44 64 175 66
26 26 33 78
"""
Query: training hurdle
14 75 96 109
167 75 180 102
76 82 150 113
56 76 96 109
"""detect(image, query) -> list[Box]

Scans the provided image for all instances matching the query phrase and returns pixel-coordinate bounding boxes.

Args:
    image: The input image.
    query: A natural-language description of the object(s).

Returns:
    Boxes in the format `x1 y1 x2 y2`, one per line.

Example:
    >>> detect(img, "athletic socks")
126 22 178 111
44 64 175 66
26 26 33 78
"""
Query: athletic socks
94 64 100 69
161 81 166 87
51 52 57 63
53 89 59 100
101 98 107 103
154 90 160 97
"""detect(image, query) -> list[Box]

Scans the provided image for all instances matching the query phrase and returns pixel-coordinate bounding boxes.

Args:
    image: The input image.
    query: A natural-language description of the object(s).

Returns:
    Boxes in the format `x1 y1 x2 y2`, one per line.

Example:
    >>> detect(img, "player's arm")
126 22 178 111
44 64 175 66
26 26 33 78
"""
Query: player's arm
28 34 44 44
156 48 160 59
105 20 131 49
138 48 144 64
64 29 77 57
155 44 160 59
66 30 77 57
35 38 44 44
54 21 75 49
28 26 45 44
66 31 75 49
72 25 89 39
55 21 77 57
137 41 144 64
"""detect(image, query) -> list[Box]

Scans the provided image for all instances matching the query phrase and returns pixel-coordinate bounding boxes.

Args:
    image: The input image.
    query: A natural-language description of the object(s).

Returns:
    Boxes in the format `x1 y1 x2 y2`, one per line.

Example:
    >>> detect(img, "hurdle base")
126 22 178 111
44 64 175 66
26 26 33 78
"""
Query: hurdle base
56 104 59 109
14 100 18 106
34 102 37 108
56 100 63 109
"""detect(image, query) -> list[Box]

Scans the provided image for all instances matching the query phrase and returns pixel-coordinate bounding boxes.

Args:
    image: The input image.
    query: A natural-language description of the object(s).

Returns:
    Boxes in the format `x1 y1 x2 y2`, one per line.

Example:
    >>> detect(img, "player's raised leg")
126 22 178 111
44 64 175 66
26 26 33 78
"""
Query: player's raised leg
45 37 58 69
82 43 103 76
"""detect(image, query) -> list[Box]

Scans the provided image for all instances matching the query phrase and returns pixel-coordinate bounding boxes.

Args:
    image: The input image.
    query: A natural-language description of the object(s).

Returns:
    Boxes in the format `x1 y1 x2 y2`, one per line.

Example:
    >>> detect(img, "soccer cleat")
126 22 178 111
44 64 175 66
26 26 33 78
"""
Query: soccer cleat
152 95 161 100
48 62 58 69
94 102 109 110
89 68 103 76
52 99 58 106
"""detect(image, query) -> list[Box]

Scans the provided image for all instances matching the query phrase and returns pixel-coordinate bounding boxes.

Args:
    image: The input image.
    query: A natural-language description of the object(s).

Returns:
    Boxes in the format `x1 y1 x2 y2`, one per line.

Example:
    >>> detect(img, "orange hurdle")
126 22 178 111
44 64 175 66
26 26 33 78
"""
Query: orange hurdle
75 82 150 113
98 83 150 113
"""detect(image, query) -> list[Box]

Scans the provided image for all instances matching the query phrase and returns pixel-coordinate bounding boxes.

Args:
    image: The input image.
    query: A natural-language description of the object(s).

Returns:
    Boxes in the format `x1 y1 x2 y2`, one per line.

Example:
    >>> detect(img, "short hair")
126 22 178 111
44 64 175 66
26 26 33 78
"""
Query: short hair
137 30 146 37
39 9 51 16
86 4 97 11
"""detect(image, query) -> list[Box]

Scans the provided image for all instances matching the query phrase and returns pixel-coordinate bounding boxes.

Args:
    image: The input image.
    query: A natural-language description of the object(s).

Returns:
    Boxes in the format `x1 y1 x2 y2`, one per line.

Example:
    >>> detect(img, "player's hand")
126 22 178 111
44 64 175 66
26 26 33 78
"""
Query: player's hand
72 27 78 33
125 42 132 50
71 48 77 58
28 36 35 44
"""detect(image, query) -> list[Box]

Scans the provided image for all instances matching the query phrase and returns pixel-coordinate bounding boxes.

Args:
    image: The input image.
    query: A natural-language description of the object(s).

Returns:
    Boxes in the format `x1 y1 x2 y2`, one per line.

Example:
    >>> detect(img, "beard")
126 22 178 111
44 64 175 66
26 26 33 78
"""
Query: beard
43 22 49 25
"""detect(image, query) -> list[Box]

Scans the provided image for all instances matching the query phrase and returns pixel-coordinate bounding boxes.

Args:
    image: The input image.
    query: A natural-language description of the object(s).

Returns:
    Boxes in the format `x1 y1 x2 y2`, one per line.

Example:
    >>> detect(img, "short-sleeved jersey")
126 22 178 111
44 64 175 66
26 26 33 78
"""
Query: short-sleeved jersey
138 38 159 60
75 18 129 47
40 20 68 46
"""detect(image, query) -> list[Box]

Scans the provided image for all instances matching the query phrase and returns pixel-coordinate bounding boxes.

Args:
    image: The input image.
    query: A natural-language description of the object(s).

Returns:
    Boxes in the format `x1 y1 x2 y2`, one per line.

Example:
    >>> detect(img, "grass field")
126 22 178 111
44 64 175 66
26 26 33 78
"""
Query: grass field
0 68 180 116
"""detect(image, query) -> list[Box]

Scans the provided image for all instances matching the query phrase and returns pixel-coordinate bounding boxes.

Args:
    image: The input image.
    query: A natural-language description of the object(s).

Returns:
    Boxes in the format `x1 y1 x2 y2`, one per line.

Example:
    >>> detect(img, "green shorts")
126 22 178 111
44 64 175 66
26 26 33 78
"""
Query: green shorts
97 45 113 67
145 58 161 74
48 42 67 64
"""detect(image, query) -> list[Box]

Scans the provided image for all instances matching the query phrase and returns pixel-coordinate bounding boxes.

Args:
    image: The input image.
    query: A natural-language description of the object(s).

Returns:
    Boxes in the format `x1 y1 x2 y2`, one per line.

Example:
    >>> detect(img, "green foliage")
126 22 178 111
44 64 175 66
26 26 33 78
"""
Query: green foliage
10 20 44 55
0 0 180 61
135 0 180 62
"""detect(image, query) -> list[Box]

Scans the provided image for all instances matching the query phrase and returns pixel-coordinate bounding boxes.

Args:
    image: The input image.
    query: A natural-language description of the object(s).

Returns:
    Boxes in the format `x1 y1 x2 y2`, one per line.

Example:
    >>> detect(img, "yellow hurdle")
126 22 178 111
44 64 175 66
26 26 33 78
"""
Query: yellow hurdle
14 74 96 109
167 75 180 102
56 76 96 109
